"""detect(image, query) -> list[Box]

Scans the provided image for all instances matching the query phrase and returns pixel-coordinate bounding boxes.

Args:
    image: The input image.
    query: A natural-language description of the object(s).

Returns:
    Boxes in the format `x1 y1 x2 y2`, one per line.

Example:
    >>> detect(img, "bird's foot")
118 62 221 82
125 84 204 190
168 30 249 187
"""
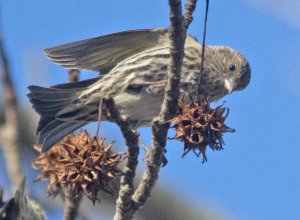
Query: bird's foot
139 138 168 167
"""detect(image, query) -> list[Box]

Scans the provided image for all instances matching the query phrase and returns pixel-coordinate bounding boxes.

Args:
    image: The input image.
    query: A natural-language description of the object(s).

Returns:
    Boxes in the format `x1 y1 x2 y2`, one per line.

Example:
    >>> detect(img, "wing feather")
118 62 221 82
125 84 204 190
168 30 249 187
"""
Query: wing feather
44 28 170 73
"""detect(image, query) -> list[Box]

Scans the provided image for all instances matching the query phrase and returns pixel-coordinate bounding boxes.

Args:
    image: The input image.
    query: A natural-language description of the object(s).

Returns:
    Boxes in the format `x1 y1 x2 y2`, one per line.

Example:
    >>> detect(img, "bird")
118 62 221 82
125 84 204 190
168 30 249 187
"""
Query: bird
0 179 46 220
28 28 251 152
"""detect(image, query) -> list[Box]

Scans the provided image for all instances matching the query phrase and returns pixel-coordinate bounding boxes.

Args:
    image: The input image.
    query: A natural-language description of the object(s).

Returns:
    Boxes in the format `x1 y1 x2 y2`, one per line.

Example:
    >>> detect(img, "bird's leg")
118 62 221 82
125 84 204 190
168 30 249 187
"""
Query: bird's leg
139 137 168 167
139 137 155 166
96 98 103 137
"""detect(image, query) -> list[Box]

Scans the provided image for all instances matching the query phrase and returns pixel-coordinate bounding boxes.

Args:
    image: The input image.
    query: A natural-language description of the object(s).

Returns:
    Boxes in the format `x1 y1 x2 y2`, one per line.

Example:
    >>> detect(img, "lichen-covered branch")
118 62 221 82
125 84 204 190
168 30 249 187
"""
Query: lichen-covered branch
104 99 140 220
118 0 198 218
0 29 23 193
184 0 198 29
130 0 186 211
112 1 198 219
160 0 185 122
62 69 81 220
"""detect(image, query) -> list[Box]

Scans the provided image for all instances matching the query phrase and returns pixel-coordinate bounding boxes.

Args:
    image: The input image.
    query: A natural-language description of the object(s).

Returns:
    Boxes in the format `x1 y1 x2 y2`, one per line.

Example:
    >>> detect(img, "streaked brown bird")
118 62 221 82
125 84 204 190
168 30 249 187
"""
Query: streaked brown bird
28 28 251 152
0 179 46 220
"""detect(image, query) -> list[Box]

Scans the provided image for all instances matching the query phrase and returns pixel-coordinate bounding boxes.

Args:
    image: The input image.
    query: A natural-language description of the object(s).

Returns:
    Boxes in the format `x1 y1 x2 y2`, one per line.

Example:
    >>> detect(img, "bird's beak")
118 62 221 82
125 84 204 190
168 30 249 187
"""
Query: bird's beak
224 78 238 94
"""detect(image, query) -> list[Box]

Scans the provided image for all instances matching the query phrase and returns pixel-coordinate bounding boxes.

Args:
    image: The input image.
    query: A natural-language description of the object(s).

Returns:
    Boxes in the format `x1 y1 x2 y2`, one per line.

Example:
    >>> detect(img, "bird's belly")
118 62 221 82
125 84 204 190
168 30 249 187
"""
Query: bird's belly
113 92 163 127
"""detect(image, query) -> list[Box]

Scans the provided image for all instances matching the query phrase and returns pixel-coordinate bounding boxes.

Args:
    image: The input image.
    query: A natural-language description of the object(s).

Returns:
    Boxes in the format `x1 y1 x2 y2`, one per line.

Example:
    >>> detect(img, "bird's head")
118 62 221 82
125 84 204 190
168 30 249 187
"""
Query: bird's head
201 46 251 100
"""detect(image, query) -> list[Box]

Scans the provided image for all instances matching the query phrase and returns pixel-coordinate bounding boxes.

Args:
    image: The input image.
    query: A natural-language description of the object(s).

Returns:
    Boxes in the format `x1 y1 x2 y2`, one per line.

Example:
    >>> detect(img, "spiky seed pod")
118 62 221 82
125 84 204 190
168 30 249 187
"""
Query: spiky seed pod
32 131 126 204
168 97 235 162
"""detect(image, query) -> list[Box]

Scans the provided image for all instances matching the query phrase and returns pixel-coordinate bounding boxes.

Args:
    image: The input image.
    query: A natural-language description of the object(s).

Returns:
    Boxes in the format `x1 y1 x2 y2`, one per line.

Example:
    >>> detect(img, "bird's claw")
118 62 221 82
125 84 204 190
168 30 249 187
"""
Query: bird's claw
140 138 168 167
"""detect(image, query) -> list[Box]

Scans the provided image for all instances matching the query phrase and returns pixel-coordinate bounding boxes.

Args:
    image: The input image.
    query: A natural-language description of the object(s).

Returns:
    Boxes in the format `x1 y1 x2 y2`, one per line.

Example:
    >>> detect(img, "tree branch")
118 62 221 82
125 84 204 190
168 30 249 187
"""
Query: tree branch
112 0 198 219
104 99 140 220
63 196 82 220
0 26 23 193
113 1 198 219
184 0 198 29
130 0 186 210
62 69 81 220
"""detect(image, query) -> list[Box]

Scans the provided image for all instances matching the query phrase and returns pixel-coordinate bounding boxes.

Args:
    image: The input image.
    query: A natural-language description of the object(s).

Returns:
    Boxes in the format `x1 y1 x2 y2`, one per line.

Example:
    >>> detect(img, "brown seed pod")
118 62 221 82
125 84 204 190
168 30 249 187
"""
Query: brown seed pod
168 97 235 162
32 131 126 204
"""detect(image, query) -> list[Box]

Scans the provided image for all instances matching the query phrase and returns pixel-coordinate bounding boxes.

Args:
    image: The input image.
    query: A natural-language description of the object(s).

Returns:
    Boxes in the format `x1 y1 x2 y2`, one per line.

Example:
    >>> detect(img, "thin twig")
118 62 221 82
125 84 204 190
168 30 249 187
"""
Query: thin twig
62 69 82 220
0 23 22 193
104 99 140 220
96 98 103 137
196 0 209 99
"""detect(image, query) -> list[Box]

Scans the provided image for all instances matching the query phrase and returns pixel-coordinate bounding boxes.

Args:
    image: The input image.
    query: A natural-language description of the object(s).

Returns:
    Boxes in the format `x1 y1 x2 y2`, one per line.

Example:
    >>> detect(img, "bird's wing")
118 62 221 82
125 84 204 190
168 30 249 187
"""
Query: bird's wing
44 28 169 73
44 28 199 74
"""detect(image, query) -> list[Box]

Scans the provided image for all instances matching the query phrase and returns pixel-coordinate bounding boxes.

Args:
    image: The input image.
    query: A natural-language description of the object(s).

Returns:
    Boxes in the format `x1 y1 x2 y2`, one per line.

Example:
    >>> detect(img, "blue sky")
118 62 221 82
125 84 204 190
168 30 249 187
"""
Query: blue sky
1 0 300 219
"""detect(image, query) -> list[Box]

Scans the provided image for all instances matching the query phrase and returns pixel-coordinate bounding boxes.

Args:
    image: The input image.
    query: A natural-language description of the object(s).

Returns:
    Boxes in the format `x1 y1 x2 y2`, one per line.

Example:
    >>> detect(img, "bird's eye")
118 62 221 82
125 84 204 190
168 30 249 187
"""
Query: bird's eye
229 64 236 72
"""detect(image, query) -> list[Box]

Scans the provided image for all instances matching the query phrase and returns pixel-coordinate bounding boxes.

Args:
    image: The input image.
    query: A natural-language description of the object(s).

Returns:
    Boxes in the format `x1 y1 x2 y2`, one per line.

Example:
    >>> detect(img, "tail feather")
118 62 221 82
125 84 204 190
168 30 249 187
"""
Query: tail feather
38 121 87 151
36 120 63 142
29 98 67 111
51 76 100 89
36 115 55 133
28 78 100 152
28 86 75 101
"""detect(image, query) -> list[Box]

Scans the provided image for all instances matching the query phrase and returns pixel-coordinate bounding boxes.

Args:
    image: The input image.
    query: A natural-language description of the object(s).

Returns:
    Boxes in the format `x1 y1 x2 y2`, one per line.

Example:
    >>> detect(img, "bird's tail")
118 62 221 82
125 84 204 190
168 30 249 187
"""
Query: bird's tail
28 77 100 152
